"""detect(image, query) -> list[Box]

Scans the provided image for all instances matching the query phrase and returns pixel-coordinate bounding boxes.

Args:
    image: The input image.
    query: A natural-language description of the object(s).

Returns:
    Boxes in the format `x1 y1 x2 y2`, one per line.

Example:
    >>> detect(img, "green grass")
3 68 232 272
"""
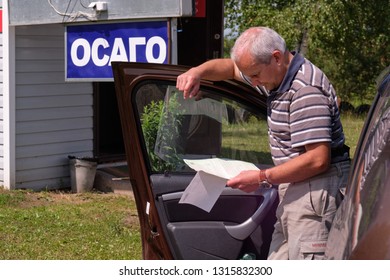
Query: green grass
222 116 273 165
0 189 141 260
221 113 365 163
341 113 366 159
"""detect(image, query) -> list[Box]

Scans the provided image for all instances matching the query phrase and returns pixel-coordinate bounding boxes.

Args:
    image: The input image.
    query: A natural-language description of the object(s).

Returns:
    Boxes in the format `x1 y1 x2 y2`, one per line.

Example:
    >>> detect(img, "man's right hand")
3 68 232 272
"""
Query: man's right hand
176 58 239 99
176 68 202 99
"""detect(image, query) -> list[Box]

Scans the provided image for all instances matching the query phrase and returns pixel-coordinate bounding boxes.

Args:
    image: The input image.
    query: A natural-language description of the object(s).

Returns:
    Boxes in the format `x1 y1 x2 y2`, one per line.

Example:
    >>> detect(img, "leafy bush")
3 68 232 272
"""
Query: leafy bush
141 94 183 172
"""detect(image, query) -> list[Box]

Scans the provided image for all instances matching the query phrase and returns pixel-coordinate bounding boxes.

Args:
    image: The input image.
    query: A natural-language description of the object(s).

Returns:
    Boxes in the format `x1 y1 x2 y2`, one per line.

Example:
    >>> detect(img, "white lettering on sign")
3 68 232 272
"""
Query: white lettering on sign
71 38 91 67
70 36 167 67
92 38 110 66
110 38 128 63
146 36 167 63
128 37 146 62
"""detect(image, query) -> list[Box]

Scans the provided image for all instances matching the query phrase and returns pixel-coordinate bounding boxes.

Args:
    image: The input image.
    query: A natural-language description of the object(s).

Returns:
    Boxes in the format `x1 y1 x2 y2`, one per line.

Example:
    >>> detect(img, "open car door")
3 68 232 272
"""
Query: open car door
112 62 278 260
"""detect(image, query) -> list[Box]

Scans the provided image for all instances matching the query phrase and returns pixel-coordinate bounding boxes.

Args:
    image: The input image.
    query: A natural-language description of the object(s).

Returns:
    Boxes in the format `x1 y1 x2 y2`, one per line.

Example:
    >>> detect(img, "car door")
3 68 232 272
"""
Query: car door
325 67 390 259
112 62 278 260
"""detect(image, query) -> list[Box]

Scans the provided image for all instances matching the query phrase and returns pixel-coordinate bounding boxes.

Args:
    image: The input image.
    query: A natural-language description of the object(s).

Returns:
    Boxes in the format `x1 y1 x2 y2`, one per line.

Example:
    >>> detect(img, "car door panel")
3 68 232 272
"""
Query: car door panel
161 191 263 223
151 174 268 224
112 62 277 260
156 184 277 259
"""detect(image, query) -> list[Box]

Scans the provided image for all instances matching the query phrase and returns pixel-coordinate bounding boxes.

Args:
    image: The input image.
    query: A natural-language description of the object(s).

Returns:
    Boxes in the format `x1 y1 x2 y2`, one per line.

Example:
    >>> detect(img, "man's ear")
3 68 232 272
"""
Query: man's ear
272 50 282 65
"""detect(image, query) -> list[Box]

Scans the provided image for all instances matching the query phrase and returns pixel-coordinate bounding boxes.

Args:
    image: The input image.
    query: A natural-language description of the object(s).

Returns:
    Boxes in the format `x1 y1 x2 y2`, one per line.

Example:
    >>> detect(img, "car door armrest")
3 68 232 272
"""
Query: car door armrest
225 187 278 240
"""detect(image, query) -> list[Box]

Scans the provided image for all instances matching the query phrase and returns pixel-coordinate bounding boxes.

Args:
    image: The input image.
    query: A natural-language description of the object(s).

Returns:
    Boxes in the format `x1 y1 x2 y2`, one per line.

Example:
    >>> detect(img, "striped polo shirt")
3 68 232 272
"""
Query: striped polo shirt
242 53 347 166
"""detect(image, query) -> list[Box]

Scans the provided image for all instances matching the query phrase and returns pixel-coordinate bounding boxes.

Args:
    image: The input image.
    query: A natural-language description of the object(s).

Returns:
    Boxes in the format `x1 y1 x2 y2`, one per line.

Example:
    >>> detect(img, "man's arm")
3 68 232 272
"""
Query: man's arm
265 142 331 185
176 58 243 98
226 142 331 192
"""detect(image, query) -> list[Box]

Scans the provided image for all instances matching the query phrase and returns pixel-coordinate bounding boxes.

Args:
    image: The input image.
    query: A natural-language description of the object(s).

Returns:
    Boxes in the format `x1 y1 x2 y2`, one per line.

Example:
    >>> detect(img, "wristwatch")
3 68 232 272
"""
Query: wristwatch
258 169 271 188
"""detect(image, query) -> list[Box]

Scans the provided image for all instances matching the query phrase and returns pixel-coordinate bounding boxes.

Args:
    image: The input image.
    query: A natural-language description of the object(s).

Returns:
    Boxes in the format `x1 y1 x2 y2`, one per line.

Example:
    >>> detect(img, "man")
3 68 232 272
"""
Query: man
176 26 350 260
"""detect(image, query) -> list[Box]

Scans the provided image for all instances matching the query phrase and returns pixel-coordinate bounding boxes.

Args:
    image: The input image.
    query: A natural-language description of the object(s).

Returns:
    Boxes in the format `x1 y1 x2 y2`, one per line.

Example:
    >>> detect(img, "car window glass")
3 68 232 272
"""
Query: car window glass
135 81 272 173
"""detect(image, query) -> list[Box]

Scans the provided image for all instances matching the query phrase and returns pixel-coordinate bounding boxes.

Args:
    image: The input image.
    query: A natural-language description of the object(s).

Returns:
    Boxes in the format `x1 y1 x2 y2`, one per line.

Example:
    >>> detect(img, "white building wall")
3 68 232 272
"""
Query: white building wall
15 24 94 190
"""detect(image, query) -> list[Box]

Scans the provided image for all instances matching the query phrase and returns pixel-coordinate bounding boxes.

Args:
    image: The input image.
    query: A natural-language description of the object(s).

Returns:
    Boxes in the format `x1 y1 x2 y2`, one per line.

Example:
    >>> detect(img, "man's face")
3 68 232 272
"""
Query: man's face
236 51 285 91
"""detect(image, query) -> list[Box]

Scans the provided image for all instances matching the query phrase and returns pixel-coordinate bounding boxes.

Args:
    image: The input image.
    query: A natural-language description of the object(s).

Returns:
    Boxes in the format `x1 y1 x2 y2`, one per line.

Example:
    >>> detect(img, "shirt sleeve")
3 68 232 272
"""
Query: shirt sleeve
289 86 332 148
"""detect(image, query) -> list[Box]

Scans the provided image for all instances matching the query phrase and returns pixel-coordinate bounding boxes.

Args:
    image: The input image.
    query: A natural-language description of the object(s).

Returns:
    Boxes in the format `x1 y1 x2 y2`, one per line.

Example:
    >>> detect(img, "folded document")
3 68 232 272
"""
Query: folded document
179 158 259 212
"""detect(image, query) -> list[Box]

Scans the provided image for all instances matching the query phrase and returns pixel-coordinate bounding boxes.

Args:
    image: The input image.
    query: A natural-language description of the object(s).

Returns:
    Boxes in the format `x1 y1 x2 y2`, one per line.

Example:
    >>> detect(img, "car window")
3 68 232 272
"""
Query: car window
134 81 272 173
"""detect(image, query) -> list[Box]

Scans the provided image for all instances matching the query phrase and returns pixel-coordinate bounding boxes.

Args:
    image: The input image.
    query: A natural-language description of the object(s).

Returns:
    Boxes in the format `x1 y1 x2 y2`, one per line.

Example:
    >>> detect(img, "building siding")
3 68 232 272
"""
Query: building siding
15 24 94 190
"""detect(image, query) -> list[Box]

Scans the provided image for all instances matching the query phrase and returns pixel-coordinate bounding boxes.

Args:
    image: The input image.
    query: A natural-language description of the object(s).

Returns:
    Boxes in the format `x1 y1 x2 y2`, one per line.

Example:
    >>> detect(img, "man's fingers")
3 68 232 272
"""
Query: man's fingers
177 75 200 99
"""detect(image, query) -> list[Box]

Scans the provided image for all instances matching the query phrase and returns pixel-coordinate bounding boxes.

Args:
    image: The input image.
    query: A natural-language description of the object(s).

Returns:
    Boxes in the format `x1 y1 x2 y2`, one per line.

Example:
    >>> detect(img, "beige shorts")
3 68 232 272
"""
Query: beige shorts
267 160 351 260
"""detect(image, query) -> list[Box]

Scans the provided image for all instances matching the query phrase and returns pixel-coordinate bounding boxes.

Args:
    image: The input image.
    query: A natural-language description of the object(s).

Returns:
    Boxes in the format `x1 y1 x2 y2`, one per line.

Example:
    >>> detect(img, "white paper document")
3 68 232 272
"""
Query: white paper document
179 158 259 212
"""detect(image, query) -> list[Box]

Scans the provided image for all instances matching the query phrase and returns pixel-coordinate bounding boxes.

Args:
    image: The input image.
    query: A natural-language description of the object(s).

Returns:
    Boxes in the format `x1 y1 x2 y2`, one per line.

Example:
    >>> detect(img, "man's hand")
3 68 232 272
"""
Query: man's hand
176 68 202 99
227 142 331 192
227 170 260 193
176 58 239 99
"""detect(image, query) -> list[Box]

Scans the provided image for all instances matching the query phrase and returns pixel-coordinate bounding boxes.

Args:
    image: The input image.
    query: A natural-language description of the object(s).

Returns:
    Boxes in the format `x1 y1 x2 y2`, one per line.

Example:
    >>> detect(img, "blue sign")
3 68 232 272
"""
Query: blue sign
66 21 169 80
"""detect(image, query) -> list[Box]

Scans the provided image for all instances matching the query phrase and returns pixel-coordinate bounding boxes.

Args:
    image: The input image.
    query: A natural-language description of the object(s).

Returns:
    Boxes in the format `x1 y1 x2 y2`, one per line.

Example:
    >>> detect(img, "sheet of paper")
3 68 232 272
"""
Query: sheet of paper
179 158 259 212
179 171 227 212
183 158 259 179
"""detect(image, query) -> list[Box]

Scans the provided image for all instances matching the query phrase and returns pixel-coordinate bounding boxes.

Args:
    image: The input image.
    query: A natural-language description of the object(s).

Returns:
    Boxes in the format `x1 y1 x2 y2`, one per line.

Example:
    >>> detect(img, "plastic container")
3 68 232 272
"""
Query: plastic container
69 157 98 193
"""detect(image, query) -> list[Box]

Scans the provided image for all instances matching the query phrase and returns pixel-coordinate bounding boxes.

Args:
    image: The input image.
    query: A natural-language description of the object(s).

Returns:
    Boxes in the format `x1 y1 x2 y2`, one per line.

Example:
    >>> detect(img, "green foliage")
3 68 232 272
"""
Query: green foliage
140 93 183 172
224 0 389 104
140 100 166 171
224 37 235 58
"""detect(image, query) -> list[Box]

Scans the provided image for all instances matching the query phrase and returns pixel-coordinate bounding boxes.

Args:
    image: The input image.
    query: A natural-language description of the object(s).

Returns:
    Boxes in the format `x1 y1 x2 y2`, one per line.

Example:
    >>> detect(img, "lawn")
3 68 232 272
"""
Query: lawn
0 190 142 260
341 113 366 158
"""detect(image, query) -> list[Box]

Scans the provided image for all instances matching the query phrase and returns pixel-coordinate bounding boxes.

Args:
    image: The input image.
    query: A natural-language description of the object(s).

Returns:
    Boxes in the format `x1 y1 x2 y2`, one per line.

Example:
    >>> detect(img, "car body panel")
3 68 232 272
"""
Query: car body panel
112 62 278 260
325 67 390 259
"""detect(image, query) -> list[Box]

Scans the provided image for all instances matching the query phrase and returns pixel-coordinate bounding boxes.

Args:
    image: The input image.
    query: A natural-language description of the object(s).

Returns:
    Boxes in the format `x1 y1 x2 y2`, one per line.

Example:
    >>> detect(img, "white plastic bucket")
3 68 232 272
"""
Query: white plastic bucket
69 158 97 193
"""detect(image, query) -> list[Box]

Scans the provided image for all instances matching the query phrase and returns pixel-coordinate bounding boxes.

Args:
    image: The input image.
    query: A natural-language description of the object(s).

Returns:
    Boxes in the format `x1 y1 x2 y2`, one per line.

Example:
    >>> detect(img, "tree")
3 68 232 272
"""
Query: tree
224 0 389 103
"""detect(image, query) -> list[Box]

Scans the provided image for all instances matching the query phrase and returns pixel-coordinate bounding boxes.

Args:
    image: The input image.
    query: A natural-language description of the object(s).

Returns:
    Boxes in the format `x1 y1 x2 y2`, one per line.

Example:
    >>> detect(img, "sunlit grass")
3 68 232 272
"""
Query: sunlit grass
222 116 273 165
222 113 365 163
0 189 141 260
341 113 366 159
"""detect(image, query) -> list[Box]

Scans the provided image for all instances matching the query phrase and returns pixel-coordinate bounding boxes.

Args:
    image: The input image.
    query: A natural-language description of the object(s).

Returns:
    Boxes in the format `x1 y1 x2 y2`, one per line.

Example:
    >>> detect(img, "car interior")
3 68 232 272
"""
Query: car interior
132 80 278 259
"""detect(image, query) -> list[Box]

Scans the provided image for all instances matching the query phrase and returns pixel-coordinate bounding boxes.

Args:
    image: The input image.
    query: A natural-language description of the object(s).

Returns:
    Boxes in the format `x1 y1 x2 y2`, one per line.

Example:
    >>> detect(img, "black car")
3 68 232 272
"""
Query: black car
112 62 389 260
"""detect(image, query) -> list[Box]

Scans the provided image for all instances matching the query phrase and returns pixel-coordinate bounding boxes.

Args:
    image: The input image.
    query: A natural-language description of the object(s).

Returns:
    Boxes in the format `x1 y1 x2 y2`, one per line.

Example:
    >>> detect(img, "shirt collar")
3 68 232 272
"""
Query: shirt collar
270 51 305 94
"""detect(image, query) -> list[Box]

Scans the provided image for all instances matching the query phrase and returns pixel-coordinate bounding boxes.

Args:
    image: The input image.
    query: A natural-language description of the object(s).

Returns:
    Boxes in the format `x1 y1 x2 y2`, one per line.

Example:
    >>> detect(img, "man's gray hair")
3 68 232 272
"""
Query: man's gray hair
231 27 287 65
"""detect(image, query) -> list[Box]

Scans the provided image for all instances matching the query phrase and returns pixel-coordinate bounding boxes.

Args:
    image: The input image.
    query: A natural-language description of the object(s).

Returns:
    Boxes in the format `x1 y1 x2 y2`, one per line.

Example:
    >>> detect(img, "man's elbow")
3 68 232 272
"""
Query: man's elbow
306 142 331 173
318 159 331 173
315 151 331 174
